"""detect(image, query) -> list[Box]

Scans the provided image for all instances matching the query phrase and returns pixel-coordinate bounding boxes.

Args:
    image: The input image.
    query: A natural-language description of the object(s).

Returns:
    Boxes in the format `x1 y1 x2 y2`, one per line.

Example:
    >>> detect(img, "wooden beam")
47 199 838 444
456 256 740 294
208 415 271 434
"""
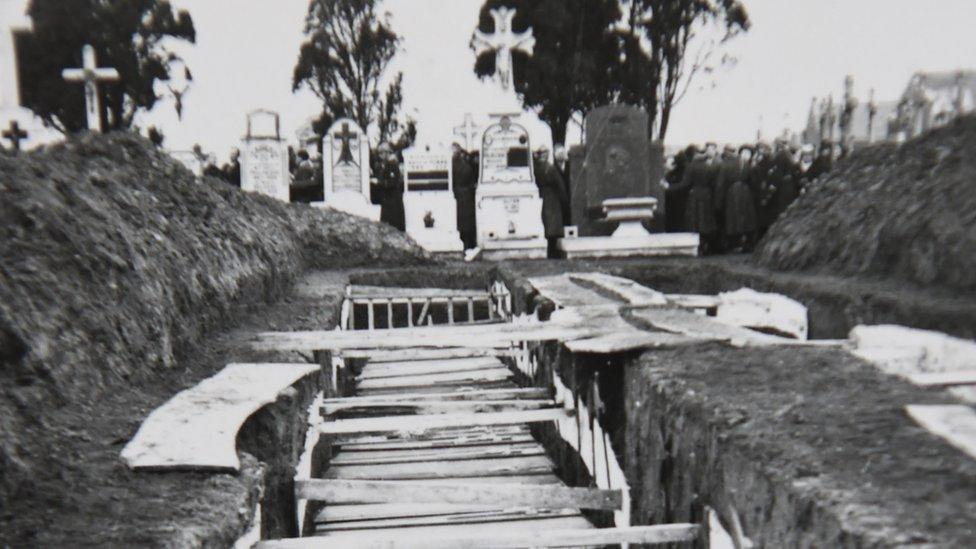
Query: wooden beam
323 387 549 405
565 331 710 354
322 455 554 480
355 368 512 390
314 508 582 532
258 524 699 548
295 478 622 510
339 347 513 361
320 408 572 435
907 370 976 387
356 357 504 379
906 404 976 460
336 433 537 452
120 363 318 472
315 503 500 524
329 442 545 465
348 285 491 299
324 399 557 416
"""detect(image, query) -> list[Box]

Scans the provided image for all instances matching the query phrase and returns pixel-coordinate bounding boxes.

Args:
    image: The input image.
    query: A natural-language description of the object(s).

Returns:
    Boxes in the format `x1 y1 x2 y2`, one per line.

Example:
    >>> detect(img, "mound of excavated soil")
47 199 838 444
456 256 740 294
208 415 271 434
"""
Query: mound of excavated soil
0 133 430 506
755 115 976 294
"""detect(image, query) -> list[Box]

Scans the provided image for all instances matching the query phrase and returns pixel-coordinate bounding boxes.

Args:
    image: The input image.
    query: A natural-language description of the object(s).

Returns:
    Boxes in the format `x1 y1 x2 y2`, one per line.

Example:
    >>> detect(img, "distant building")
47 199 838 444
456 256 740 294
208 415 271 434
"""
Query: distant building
889 70 976 140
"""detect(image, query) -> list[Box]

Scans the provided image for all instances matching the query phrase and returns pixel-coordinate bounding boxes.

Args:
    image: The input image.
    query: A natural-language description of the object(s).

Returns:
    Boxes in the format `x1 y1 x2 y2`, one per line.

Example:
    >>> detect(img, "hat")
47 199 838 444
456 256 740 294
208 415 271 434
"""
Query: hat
723 144 736 153
738 144 755 154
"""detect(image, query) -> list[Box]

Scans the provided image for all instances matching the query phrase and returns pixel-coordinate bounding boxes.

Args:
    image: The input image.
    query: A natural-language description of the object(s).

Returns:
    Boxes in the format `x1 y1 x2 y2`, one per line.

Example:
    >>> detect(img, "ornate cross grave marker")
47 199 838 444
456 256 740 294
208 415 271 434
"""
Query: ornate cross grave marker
2 119 27 151
61 44 119 132
471 7 535 91
453 113 482 151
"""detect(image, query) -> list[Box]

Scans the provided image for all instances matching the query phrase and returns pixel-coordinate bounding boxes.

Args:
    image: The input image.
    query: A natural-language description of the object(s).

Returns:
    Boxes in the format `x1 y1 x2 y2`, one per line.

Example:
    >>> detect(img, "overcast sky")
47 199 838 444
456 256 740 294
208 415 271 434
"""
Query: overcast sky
139 0 976 161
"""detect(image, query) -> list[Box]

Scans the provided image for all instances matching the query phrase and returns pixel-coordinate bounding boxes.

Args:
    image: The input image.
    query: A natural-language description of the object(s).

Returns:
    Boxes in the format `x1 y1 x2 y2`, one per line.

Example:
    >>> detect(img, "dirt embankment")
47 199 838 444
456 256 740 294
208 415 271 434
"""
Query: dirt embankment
755 114 976 295
0 133 431 540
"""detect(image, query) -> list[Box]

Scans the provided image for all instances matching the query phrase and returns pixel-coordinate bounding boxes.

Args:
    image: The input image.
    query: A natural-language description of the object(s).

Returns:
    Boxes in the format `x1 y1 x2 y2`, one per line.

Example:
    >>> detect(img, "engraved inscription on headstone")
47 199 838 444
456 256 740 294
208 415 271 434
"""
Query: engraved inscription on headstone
320 118 380 220
402 146 463 254
240 109 289 202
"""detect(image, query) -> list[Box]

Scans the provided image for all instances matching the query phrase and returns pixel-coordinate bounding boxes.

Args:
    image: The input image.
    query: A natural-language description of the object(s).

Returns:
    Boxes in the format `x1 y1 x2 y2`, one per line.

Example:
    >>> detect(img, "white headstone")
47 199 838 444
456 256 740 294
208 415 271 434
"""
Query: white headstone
453 113 482 151
318 118 380 220
402 146 463 255
475 115 546 259
240 109 289 202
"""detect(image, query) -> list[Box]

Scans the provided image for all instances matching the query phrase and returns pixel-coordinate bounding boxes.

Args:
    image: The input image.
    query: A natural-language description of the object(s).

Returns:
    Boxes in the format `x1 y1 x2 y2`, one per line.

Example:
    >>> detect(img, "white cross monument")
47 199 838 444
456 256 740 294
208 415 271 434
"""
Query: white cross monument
471 7 535 91
62 44 119 132
453 113 482 151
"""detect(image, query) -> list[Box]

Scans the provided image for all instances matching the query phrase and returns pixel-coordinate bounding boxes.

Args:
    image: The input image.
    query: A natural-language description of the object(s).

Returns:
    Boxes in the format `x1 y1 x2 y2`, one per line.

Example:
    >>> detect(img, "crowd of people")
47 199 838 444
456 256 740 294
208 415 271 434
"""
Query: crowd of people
664 139 838 254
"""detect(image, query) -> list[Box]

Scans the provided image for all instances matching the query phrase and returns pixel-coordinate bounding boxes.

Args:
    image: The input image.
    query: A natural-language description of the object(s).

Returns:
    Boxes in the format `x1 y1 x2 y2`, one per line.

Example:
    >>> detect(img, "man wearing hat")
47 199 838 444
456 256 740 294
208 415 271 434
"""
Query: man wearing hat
669 147 718 254
452 143 478 249
533 146 568 258
374 142 405 231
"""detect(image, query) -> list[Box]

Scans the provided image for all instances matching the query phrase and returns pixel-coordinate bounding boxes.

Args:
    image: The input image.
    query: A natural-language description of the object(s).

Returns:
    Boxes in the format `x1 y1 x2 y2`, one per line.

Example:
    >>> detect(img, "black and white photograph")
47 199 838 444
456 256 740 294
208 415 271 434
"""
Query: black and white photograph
2 0 975 547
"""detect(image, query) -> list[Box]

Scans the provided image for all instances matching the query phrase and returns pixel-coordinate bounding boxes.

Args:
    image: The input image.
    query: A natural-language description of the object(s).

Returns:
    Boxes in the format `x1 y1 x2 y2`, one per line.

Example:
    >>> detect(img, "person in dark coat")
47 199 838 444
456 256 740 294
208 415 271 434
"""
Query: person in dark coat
750 142 774 238
553 144 571 223
668 149 717 254
665 145 696 232
533 146 569 258
452 143 478 249
763 140 801 228
221 148 241 188
375 142 405 231
722 145 759 251
805 141 834 184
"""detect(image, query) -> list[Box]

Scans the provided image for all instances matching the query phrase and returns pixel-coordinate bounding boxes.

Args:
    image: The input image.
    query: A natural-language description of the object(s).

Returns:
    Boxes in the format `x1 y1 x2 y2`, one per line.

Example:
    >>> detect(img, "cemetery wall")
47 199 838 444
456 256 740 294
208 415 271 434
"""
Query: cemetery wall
0 133 431 541
756 114 976 295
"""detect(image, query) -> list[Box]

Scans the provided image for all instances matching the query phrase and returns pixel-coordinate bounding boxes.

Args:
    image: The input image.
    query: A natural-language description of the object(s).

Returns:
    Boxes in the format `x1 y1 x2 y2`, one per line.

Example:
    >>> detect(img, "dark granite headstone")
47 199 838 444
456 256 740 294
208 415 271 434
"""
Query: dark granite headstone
569 105 665 236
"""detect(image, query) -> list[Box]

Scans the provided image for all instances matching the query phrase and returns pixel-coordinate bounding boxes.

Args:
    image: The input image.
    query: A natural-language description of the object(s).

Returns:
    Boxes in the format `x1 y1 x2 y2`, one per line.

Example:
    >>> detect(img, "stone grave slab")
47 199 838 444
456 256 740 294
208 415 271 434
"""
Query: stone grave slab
559 197 699 258
402 147 463 255
475 115 546 259
241 110 289 202
317 118 380 220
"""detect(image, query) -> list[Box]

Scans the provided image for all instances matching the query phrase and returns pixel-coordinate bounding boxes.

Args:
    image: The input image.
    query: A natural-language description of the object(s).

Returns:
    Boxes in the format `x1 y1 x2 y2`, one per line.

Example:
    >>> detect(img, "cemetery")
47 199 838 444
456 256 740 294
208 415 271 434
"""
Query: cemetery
3 1 976 548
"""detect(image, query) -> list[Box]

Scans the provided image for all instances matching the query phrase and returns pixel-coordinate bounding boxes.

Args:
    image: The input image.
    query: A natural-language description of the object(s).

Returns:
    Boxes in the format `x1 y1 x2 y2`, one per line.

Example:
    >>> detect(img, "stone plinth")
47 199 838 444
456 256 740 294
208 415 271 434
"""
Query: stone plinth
558 197 698 259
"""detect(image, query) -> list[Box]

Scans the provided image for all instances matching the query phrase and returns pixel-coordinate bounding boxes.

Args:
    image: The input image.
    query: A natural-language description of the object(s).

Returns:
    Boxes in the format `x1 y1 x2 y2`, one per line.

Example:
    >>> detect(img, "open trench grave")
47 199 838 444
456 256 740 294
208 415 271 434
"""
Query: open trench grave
120 266 976 548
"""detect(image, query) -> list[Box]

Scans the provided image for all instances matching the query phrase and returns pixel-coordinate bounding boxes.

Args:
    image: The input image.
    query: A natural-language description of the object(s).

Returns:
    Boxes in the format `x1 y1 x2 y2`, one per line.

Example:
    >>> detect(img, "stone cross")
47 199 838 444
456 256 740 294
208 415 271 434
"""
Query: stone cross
453 113 481 151
2 119 27 151
335 122 357 165
62 44 119 132
471 7 534 91
1 0 32 110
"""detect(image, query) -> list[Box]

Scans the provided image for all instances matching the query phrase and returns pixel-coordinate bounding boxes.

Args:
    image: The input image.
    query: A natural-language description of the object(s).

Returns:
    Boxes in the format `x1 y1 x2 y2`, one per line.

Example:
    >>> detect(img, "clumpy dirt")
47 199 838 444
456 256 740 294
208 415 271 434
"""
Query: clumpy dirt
624 343 976 547
755 114 976 296
0 131 432 546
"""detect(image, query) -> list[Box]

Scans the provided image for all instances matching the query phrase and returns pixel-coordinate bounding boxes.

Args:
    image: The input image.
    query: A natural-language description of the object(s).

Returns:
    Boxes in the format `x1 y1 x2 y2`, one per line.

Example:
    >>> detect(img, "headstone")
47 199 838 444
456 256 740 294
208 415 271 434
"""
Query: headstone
0 0 60 151
317 118 380 220
240 110 289 202
453 113 482 151
475 115 546 259
402 146 463 255
470 7 535 91
569 105 665 237
169 150 204 177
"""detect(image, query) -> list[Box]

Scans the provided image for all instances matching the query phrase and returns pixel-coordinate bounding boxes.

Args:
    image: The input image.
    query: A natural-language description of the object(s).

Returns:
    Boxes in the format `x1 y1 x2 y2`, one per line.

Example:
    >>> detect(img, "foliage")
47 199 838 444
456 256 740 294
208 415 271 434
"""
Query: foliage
19 0 195 133
472 0 623 144
294 0 414 152
618 0 750 139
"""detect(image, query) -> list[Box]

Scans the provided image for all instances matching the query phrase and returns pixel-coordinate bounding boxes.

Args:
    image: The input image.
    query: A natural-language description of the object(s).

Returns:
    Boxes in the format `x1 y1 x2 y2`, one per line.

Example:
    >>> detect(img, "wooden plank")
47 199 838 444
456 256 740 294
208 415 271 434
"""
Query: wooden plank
296 479 622 510
667 293 720 309
324 399 557 417
323 387 549 405
357 357 504 379
907 370 976 387
315 503 503 524
333 424 533 445
315 508 582 532
120 363 318 472
355 368 512 390
323 455 554 480
311 516 594 540
906 405 976 460
258 525 699 549
568 272 668 306
330 442 544 465
336 434 537 452
565 331 711 354
357 380 515 396
320 408 572 435
526 274 619 308
250 315 616 352
348 285 490 299
340 347 513 361
631 307 790 347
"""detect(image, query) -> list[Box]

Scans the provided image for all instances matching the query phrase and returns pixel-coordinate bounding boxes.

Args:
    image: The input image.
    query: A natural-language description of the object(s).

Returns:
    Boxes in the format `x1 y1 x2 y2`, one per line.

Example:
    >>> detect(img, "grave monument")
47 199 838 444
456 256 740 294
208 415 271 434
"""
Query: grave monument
0 0 60 151
402 146 464 256
316 118 380 221
475 115 546 259
62 44 120 133
560 104 698 258
240 110 289 202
